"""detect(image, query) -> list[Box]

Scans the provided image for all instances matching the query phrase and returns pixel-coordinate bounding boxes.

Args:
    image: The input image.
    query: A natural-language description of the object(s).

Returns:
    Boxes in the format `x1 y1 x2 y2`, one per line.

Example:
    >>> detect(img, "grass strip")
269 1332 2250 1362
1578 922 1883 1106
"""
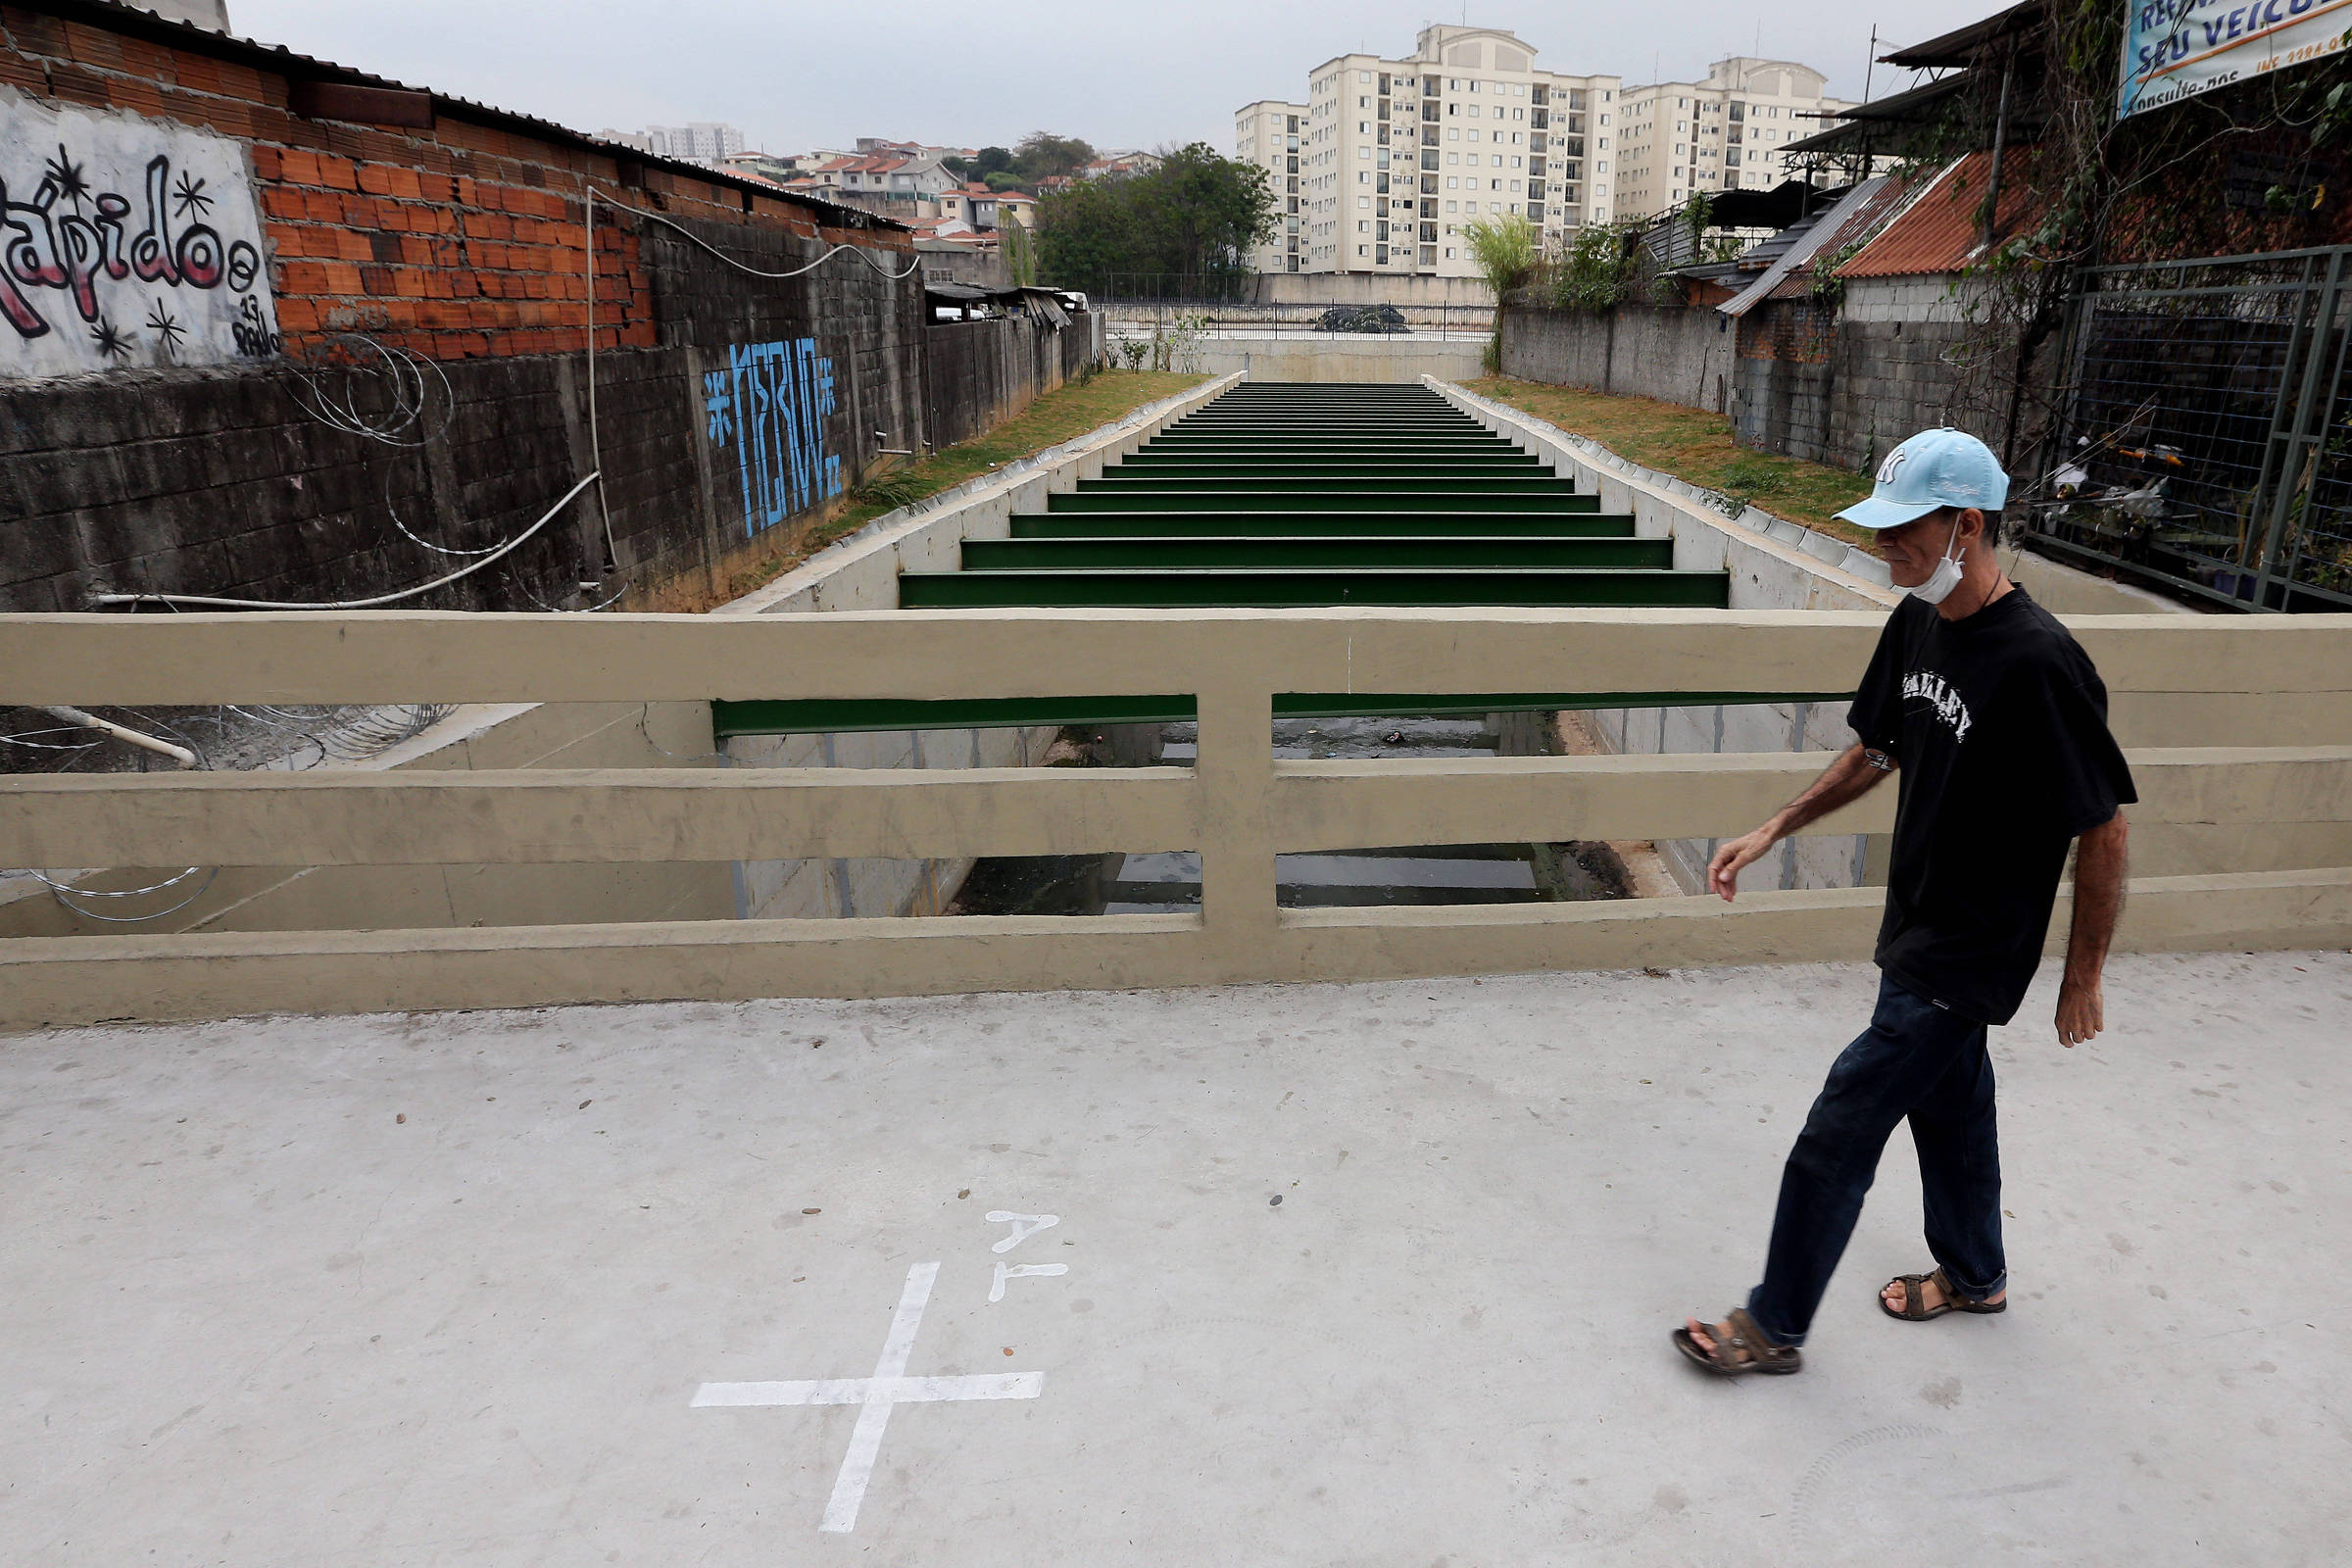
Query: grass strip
1462 376 1879 547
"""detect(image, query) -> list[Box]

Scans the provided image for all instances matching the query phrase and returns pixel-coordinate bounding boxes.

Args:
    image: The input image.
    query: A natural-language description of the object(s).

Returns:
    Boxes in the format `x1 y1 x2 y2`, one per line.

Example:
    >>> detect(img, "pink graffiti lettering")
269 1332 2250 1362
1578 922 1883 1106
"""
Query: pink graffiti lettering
2 148 261 345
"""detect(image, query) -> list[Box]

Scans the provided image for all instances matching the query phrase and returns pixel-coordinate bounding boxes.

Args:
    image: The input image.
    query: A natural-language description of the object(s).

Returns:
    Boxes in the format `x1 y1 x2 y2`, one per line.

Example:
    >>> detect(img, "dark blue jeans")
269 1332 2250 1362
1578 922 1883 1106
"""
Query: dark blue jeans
1744 972 2006 1348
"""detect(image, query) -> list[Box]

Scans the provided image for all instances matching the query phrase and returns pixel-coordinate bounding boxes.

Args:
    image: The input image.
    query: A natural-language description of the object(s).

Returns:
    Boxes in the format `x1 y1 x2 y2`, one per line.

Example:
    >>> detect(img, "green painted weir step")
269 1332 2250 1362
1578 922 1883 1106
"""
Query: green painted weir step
714 383 1781 737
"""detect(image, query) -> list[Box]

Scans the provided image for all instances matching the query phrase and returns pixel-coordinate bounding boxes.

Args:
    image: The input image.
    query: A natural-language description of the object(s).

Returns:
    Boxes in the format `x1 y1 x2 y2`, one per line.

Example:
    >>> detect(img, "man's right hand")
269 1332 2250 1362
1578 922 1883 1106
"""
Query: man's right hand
1706 827 1779 902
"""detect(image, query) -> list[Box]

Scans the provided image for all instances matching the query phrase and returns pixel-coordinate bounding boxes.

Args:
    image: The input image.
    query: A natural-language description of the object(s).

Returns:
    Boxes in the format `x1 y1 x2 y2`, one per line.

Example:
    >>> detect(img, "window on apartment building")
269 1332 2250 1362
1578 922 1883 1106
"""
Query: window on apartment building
1358 147 1370 159
1511 156 1523 168
1357 244 1368 255
1464 199 1479 213
1492 155 1503 167
1512 107 1524 120
1446 199 1458 212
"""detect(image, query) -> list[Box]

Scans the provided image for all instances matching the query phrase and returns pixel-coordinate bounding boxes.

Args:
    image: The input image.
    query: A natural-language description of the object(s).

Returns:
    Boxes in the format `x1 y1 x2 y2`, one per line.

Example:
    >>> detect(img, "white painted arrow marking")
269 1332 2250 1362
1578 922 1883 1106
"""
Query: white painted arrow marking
985 1211 1060 1252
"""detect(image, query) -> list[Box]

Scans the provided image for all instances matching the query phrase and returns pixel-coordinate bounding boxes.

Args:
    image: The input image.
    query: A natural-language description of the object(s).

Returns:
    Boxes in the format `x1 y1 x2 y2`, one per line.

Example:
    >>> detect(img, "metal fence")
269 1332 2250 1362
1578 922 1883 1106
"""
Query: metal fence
2026 246 2352 612
1096 298 1493 341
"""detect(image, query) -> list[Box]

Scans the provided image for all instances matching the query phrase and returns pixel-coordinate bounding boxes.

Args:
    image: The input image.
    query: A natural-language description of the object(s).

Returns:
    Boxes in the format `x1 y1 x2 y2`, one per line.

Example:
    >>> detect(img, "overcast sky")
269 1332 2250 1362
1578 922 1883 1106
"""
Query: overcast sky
234 1 1993 157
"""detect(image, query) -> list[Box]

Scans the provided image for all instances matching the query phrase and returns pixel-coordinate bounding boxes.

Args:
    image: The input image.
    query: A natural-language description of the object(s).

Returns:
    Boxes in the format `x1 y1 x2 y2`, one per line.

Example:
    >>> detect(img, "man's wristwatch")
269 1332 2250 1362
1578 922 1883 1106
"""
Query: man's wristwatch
1863 748 1895 772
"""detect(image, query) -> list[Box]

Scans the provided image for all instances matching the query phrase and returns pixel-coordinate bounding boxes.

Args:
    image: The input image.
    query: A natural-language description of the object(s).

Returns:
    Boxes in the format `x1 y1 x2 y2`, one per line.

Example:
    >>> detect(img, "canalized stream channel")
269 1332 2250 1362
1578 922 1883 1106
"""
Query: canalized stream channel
950 712 1631 917
939 381 1686 916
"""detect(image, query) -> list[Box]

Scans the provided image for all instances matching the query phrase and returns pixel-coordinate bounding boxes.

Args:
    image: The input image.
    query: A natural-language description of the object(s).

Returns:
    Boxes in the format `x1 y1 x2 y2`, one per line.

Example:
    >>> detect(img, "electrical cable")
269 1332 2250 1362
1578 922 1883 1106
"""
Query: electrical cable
91 471 600 611
585 185 923 281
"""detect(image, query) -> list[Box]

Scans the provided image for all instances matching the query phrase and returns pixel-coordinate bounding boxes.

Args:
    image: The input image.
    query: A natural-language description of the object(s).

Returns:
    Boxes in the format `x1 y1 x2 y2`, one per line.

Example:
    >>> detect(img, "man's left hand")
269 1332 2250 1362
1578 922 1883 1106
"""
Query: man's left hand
2055 976 2104 1048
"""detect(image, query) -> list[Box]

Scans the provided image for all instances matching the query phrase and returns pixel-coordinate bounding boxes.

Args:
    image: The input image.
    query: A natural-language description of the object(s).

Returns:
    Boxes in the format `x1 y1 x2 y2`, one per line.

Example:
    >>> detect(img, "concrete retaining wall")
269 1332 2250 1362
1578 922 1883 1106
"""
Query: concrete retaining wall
1244 273 1495 309
1169 334 1487 383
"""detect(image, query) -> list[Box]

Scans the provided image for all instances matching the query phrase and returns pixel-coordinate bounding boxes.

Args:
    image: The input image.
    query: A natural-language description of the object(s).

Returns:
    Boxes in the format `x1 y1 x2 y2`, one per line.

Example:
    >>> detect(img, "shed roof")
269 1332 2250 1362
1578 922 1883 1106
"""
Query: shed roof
1881 0 2046 68
1715 175 1899 317
1835 149 2044 277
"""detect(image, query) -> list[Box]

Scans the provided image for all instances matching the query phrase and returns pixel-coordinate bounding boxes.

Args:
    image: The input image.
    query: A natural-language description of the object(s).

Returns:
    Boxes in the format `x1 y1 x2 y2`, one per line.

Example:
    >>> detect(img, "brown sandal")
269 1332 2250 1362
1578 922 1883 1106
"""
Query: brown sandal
1672 1306 1803 1376
1880 1267 2007 1321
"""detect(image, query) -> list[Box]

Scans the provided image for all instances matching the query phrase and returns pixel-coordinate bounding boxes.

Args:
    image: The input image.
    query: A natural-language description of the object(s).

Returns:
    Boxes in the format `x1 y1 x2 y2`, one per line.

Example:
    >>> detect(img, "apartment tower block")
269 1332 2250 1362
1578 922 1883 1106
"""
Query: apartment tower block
1235 25 1620 280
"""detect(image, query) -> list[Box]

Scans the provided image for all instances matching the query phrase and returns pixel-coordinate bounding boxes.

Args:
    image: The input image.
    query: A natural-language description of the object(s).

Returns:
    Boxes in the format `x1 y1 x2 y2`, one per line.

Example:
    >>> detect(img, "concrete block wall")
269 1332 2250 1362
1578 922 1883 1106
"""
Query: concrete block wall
1497 303 1739 413
1505 277 2046 478
0 6 870 361
0 8 1104 616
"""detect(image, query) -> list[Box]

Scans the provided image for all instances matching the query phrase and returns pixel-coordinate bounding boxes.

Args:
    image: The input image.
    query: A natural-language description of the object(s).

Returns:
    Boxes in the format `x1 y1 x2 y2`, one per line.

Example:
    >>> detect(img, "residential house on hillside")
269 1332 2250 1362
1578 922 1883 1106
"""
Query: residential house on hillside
1080 150 1163 179
817 151 958 217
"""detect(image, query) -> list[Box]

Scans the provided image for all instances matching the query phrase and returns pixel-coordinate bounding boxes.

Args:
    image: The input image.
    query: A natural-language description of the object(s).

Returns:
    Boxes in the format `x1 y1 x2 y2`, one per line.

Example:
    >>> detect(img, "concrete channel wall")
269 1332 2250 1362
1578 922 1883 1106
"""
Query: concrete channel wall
1426 376 2198 895
709 371 1243 919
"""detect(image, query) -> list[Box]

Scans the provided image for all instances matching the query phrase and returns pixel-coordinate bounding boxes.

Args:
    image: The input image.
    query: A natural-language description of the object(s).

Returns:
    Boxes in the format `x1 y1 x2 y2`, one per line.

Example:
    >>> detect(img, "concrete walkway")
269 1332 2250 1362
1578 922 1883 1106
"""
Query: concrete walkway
8 952 2345 1565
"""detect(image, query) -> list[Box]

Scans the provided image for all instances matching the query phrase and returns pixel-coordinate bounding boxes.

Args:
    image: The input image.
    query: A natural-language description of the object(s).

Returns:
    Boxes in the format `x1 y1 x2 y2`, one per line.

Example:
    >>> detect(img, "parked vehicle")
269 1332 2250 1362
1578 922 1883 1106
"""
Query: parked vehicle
1313 305 1410 334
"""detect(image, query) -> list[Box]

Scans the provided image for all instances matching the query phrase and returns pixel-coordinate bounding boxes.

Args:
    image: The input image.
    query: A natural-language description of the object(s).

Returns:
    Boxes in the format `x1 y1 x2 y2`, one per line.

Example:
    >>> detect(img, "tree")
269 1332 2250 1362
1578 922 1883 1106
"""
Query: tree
971 145 1012 178
1011 132 1094 181
1001 215 1038 288
1460 212 1540 371
1033 142 1274 296
981 171 1028 192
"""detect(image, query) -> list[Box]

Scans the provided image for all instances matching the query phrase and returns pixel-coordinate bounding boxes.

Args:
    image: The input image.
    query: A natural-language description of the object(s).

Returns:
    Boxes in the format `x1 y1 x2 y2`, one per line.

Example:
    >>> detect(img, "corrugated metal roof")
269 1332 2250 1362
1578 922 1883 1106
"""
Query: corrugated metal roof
1761 176 1917 300
1716 175 1899 317
23 0 903 231
1881 0 2045 68
1835 149 2043 278
1784 73 1972 155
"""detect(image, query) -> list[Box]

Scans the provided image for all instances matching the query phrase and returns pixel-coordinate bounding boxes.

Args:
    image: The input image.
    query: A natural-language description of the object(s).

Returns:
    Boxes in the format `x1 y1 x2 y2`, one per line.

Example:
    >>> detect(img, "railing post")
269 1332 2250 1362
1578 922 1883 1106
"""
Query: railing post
1194 679 1278 971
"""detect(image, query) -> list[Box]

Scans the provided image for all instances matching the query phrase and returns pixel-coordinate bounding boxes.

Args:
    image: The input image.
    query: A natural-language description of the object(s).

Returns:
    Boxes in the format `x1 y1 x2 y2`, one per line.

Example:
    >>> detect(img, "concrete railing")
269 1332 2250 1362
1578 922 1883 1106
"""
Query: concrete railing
4 608 2350 1031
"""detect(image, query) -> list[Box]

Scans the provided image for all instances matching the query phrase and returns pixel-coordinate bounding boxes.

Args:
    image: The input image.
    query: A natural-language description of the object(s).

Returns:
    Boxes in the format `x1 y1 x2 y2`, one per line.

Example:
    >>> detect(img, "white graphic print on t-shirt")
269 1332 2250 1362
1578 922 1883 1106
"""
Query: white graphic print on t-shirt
1901 668 1973 744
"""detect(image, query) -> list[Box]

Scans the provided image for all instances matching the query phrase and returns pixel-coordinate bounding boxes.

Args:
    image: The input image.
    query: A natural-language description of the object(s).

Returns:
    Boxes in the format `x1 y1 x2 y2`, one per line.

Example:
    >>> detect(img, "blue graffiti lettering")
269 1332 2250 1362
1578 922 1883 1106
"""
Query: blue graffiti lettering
701 338 841 536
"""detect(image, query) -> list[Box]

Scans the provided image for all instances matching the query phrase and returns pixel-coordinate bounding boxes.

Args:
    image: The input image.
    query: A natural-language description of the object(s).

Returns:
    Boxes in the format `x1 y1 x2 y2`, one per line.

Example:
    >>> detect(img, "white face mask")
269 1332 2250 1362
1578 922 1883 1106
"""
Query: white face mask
1909 516 1966 605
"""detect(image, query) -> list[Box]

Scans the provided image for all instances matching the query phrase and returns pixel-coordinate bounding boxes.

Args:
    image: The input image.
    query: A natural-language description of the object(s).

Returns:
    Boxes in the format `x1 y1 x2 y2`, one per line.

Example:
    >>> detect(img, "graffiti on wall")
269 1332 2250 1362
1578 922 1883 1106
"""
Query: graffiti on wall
1 93 281 379
702 338 842 536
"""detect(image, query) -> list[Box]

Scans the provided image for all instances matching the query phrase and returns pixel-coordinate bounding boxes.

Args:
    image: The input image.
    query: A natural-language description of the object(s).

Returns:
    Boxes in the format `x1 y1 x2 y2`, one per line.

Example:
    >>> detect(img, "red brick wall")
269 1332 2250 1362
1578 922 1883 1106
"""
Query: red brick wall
0 4 906 362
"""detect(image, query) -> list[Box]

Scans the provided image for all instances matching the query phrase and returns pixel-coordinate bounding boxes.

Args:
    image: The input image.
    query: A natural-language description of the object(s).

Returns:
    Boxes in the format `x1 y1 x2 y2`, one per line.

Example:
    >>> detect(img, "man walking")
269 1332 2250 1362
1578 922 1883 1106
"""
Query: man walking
1673 428 2136 1377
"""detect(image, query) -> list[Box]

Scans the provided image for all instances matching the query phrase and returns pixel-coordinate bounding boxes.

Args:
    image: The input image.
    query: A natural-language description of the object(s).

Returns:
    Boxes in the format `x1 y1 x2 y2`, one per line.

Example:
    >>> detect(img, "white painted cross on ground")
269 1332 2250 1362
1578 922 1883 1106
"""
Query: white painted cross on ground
692 1261 1043 1534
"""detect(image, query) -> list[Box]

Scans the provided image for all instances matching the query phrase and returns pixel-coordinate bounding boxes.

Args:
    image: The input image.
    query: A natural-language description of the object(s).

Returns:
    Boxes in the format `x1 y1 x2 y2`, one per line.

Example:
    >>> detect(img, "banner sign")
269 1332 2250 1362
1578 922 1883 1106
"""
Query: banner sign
2 91 281 379
2120 0 2352 119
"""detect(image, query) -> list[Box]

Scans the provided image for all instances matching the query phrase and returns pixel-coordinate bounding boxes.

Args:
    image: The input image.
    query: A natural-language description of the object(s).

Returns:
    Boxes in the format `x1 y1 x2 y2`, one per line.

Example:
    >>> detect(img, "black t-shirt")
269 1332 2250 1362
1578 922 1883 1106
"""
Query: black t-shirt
1846 587 2137 1025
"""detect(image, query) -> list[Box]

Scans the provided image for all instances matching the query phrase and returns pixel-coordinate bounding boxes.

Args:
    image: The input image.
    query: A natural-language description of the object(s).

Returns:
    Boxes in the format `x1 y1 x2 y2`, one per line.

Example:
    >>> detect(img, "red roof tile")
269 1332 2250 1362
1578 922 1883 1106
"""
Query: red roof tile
1837 149 2048 279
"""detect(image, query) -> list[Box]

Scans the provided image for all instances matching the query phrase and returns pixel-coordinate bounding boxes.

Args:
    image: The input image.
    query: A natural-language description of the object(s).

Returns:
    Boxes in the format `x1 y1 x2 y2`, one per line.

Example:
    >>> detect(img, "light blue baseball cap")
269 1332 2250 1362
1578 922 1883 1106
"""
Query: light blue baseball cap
1836 427 2011 529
